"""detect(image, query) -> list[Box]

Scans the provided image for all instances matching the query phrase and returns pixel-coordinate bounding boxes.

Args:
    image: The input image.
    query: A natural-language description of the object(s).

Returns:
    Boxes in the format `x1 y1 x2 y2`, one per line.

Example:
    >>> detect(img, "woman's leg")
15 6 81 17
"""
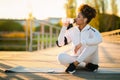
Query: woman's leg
63 46 99 73
84 47 99 64
57 53 76 66
76 46 99 71
76 46 98 64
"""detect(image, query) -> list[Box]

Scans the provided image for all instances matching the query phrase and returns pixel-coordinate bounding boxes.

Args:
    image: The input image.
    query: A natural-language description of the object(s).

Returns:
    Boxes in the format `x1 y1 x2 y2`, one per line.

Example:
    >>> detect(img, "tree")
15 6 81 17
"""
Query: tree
85 0 100 30
0 20 23 32
85 0 120 32
111 0 117 15
64 0 77 18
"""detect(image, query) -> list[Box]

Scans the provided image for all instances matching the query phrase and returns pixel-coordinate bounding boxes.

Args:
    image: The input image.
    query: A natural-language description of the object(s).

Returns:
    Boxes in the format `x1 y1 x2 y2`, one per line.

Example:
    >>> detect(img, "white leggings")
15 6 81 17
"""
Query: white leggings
57 46 99 67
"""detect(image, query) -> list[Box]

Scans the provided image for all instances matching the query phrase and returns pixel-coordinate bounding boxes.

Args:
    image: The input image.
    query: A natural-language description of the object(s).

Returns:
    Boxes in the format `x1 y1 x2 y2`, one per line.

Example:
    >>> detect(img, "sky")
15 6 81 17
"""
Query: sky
0 0 85 19
0 0 119 20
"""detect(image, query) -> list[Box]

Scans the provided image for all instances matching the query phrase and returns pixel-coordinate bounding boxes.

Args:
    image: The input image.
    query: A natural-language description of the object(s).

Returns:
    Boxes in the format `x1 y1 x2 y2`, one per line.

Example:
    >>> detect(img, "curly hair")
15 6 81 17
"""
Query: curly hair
78 4 96 23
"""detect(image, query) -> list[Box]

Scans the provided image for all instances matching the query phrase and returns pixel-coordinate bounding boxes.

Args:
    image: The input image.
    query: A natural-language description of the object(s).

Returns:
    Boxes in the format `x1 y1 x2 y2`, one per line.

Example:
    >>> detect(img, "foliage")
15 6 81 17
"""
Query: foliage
83 0 120 32
64 0 77 18
0 32 25 38
0 20 24 32
99 14 120 32
89 14 99 30
23 19 35 36
35 25 41 32
55 20 62 27
35 25 49 32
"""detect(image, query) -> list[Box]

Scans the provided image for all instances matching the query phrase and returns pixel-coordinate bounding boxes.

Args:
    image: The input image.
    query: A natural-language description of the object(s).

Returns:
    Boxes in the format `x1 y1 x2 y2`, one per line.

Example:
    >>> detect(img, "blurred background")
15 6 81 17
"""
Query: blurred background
0 0 120 51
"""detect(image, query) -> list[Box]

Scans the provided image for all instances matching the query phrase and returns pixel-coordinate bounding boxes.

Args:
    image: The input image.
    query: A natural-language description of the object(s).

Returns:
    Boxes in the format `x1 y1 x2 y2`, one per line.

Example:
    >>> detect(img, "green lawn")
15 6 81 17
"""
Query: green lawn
0 36 58 51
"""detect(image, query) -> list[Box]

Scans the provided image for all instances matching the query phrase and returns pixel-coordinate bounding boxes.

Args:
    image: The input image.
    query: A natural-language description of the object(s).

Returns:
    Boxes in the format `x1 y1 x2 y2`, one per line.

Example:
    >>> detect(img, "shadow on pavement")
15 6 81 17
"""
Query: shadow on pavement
0 63 49 80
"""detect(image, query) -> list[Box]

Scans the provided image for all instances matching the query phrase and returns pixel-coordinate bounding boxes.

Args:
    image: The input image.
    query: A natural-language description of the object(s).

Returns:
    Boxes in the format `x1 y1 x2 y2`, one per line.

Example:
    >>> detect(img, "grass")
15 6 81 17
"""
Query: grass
0 35 58 51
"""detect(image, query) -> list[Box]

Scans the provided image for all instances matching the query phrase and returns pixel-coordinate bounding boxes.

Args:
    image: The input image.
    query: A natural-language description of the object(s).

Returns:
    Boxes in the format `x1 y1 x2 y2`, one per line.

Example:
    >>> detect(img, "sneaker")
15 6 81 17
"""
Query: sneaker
65 63 76 74
85 63 99 72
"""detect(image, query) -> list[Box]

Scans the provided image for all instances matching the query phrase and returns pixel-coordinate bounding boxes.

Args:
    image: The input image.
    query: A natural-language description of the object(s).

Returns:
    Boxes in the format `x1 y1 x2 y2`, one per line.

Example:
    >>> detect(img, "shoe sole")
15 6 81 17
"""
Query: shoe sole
68 70 76 74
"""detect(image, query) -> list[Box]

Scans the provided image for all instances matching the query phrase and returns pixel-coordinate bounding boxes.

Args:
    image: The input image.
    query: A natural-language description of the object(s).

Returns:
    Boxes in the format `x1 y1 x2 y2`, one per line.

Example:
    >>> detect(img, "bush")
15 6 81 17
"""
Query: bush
0 20 24 32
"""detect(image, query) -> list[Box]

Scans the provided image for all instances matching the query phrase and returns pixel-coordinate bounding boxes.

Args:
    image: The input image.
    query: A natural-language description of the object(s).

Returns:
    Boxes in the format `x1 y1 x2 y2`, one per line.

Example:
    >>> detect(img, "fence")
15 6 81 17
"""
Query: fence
0 20 28 51
2 19 119 51
31 20 60 51
0 33 27 51
0 20 60 51
101 29 120 43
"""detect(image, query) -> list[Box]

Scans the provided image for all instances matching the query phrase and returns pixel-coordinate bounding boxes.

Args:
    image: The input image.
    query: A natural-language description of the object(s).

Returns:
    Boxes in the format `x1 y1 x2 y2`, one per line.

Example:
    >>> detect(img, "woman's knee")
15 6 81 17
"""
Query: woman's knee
57 53 76 66
57 53 66 62
57 53 72 66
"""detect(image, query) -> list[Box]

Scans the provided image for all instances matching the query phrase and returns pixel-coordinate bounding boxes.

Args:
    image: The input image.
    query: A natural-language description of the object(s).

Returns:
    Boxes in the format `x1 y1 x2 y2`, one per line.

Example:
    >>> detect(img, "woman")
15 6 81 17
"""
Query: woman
56 4 102 74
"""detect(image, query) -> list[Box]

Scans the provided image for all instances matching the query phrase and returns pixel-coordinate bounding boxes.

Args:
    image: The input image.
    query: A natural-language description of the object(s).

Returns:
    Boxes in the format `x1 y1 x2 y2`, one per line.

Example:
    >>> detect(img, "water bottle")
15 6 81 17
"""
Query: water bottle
62 18 76 30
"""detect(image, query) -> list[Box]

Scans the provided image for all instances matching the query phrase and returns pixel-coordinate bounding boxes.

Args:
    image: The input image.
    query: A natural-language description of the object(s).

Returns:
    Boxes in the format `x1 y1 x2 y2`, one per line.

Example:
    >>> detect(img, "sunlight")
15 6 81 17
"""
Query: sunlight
0 0 67 19
0 0 84 19
0 0 119 19
31 0 66 19
0 0 28 19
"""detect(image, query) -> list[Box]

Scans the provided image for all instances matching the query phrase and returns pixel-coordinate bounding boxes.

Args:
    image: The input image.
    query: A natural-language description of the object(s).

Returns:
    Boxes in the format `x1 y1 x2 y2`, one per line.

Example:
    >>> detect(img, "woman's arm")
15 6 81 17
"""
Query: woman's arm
57 27 67 47
56 26 72 47
81 29 102 46
56 19 72 47
74 29 102 53
86 30 102 46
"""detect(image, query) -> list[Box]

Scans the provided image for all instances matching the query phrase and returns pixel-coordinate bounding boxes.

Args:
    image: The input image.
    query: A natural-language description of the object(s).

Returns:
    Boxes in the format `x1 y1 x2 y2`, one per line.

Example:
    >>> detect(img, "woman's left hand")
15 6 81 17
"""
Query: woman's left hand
74 43 82 54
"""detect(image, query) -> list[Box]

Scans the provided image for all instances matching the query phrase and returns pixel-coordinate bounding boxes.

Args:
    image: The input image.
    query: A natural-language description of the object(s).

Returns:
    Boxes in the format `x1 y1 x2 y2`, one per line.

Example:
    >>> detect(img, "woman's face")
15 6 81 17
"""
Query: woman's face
75 12 86 25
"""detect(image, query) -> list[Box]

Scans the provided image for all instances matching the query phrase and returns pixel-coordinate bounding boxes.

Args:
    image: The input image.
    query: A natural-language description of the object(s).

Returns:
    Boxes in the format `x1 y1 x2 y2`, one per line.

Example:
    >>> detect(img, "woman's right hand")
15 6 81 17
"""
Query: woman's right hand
74 43 82 54
62 18 70 27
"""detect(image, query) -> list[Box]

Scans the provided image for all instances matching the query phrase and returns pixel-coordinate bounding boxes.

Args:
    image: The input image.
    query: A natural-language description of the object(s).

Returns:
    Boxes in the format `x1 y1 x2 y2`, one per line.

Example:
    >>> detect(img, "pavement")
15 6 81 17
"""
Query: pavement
0 41 120 80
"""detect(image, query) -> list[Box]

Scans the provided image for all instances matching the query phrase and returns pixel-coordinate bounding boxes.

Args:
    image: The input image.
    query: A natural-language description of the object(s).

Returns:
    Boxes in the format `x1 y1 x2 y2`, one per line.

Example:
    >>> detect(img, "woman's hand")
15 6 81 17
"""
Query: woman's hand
62 18 70 27
74 43 82 54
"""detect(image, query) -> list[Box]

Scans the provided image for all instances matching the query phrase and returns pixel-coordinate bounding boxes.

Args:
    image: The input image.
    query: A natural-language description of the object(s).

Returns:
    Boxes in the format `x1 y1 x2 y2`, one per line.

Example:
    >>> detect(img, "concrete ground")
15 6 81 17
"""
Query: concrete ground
0 41 120 80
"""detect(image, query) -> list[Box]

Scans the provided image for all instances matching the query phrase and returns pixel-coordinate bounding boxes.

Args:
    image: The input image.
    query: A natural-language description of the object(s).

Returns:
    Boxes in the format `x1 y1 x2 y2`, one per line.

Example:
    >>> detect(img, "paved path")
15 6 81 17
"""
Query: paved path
0 41 120 80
